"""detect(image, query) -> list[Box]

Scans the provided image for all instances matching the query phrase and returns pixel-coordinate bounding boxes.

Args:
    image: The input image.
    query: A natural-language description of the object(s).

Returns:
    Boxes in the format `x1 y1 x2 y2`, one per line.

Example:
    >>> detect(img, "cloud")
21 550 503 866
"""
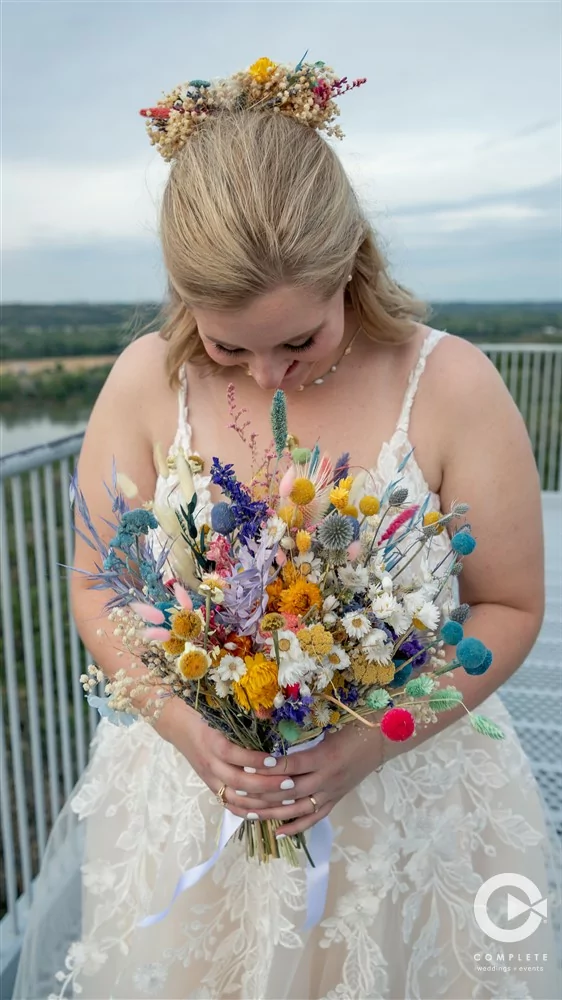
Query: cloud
4 122 559 254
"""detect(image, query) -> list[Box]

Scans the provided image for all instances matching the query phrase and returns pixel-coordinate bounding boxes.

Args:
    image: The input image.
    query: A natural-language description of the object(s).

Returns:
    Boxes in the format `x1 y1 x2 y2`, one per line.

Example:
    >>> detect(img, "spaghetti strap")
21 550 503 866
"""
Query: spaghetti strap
395 328 448 435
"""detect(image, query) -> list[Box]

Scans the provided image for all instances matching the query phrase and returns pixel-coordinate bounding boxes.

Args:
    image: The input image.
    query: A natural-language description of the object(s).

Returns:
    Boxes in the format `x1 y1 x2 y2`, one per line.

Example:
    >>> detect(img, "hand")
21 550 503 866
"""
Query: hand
155 697 320 808
242 721 386 837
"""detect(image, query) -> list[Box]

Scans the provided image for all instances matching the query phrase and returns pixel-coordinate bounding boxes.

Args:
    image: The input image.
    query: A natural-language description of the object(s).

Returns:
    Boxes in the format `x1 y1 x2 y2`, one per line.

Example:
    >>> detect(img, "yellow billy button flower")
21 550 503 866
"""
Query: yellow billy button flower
177 643 211 680
295 529 312 554
423 510 444 534
290 477 316 507
341 504 358 518
359 495 380 517
329 485 349 510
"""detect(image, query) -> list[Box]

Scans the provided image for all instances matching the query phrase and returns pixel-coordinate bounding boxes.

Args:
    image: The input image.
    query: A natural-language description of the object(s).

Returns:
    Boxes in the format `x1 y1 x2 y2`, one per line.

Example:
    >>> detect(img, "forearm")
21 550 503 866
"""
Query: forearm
73 584 179 722
384 601 542 762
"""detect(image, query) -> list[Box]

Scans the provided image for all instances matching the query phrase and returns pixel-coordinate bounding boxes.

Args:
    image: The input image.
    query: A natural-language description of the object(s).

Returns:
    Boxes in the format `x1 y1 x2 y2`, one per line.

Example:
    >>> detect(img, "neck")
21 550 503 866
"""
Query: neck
298 315 361 390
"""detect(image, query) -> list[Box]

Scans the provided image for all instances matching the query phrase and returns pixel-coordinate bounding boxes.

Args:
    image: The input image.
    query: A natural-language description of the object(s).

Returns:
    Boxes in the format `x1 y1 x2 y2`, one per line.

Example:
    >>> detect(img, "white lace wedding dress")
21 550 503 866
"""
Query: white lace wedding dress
14 330 561 1000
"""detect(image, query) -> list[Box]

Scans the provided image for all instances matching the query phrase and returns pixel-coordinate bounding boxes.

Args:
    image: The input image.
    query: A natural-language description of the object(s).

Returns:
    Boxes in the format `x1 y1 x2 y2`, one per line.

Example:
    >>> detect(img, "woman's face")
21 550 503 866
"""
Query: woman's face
192 284 347 391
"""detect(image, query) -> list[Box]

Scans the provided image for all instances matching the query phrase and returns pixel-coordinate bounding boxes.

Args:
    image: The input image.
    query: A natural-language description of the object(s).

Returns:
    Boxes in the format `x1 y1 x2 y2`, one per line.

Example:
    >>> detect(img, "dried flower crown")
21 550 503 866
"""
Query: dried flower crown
139 53 367 161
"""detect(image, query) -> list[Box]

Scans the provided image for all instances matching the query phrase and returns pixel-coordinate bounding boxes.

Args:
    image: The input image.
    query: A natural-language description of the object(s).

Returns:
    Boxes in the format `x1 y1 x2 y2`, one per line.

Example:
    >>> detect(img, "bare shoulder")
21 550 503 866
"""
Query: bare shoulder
423 332 516 425
106 331 169 393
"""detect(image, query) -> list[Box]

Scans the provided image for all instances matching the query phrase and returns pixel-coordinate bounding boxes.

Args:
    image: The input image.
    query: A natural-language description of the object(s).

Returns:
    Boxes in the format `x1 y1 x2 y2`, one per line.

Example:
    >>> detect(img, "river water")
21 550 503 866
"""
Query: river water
0 407 90 456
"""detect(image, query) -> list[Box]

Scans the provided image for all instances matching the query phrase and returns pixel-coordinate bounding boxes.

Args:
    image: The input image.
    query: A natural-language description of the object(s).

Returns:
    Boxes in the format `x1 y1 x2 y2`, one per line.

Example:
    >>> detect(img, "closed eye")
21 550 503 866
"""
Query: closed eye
214 336 316 356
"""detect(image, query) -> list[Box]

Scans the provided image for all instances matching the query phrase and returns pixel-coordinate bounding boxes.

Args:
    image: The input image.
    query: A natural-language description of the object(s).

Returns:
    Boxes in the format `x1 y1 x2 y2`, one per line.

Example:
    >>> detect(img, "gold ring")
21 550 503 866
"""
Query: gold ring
308 795 319 814
216 784 227 806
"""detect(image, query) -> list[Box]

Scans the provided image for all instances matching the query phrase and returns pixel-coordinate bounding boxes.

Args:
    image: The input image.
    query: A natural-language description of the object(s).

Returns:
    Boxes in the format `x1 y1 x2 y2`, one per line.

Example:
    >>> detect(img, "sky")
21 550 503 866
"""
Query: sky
2 0 561 303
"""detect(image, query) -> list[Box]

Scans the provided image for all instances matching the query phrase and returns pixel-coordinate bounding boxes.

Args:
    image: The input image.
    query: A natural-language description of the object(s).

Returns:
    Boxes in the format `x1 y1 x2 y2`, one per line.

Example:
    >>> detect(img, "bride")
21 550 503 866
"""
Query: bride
14 57 560 999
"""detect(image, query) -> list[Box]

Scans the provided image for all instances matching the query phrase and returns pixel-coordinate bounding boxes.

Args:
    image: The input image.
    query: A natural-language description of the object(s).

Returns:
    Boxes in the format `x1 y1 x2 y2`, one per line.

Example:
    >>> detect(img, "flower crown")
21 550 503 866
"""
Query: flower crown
139 54 367 161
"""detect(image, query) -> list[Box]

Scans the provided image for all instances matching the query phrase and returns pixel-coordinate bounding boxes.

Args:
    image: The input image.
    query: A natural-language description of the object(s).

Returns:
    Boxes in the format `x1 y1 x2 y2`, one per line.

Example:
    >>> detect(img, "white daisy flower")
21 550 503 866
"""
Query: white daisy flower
361 628 394 664
208 671 231 698
294 552 323 582
342 611 372 639
322 594 340 626
322 645 351 672
266 515 287 544
413 601 440 631
214 653 247 682
264 629 301 660
277 654 314 688
371 593 412 634
338 564 370 592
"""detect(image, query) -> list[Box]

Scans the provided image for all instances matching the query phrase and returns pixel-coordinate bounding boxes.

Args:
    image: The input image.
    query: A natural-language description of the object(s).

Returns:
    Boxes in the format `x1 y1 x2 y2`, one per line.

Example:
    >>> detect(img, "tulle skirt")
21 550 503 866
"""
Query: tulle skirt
14 693 561 1000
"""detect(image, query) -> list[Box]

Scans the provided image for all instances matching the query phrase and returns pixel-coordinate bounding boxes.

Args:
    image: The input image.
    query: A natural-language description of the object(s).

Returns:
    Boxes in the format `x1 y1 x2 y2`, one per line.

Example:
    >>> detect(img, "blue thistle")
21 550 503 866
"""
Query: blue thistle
318 512 354 551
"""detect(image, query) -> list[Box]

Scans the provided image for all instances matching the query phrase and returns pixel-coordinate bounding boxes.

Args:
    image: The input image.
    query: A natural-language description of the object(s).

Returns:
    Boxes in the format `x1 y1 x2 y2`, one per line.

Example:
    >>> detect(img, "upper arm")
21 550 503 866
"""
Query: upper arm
72 333 168 588
435 337 544 617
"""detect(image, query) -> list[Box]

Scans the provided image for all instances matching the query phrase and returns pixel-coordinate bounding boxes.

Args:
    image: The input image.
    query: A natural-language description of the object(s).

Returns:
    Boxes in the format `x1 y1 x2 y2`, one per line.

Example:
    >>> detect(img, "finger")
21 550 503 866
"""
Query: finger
275 800 333 837
232 792 327 824
213 761 314 800
220 742 324 777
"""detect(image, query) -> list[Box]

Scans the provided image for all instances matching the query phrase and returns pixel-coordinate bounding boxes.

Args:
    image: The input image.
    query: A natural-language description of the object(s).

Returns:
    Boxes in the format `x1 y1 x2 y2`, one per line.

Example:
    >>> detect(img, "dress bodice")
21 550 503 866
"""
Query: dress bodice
153 327 455 606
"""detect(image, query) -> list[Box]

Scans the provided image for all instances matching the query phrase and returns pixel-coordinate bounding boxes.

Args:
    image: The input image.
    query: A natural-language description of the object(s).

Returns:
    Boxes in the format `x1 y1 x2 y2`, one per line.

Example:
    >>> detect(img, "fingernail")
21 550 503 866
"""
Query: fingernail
244 766 257 773
247 812 259 820
235 790 247 796
282 799 295 805
280 778 295 790
263 756 277 768
276 832 286 839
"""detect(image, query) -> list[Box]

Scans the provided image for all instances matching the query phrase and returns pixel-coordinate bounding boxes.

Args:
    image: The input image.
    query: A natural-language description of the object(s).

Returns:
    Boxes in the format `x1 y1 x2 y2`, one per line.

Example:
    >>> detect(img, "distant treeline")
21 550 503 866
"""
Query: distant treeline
1 301 561 360
0 363 112 404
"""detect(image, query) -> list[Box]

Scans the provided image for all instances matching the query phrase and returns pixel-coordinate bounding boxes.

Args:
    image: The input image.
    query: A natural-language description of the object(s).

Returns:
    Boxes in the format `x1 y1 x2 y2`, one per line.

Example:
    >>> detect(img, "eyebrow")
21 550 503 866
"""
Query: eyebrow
205 323 324 349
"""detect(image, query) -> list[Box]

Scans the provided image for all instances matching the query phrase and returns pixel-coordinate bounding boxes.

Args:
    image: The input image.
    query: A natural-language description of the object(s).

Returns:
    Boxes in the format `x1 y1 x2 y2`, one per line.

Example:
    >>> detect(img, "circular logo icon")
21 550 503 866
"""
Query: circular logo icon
474 873 548 943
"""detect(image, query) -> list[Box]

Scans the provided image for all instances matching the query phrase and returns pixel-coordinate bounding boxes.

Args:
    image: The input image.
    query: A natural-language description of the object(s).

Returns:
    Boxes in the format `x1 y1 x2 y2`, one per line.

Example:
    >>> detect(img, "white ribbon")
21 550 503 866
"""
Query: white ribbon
138 732 333 931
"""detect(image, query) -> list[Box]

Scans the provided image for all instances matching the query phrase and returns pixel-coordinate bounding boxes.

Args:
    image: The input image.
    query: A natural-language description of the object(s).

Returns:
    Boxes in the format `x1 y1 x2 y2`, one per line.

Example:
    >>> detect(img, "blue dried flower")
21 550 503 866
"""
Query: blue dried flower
451 530 476 555
397 636 427 668
272 696 313 726
344 515 360 541
334 452 350 483
210 459 268 543
317 512 354 551
440 620 464 645
211 501 236 535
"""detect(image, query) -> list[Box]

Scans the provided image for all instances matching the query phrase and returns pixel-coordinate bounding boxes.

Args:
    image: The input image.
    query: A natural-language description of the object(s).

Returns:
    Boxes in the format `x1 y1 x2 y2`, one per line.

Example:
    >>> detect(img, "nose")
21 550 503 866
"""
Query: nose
249 357 288 390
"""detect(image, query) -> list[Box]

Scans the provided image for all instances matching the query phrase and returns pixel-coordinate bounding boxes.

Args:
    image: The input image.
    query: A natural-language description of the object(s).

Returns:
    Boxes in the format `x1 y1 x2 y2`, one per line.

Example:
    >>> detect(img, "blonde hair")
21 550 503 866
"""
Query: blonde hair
154 111 429 386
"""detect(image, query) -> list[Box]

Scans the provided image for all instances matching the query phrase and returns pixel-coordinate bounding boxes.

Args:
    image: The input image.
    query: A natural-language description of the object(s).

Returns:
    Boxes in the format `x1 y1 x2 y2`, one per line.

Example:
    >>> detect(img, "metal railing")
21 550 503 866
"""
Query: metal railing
479 343 562 491
0 343 561 991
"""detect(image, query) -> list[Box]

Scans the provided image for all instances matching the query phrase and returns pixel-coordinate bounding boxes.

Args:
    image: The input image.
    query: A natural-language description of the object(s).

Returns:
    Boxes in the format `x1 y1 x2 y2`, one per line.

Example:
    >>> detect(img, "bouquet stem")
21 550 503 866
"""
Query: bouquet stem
238 818 312 867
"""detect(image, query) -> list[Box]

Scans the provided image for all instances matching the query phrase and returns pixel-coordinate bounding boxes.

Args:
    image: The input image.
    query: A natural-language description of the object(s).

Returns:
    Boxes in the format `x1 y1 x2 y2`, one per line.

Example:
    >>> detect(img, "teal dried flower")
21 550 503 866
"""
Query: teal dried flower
405 675 435 697
317 512 354 551
271 390 288 459
366 689 391 710
440 620 464 645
